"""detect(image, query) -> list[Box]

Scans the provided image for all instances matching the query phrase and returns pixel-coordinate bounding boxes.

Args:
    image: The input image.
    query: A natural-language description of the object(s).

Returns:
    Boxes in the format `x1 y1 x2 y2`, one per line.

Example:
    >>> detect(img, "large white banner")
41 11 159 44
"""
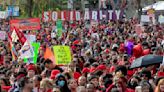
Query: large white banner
43 10 122 22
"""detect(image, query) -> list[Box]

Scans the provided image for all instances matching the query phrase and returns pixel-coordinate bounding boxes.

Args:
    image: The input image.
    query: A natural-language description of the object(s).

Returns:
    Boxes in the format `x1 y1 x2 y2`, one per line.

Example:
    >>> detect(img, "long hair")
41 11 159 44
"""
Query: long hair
155 78 164 92
40 78 53 90
55 74 71 92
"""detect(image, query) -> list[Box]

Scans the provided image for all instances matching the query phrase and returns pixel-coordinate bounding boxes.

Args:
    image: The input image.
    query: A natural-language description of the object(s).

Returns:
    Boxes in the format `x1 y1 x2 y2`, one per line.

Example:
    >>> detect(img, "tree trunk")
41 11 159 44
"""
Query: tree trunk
28 0 33 17
137 0 142 21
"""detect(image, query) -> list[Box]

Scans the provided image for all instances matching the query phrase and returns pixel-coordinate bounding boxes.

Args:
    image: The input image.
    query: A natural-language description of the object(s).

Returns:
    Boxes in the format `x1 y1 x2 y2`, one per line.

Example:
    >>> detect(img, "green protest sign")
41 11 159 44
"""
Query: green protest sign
53 46 72 65
56 20 62 37
24 58 28 63
31 42 40 64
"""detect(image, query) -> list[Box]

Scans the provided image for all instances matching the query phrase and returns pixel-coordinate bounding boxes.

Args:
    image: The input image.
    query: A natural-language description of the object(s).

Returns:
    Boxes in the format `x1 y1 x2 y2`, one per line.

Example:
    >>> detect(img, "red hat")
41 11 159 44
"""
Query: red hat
16 74 25 80
97 65 106 70
50 70 60 79
71 45 76 50
27 64 36 72
119 43 125 52
157 72 164 77
90 67 96 73
109 66 115 73
133 44 143 58
73 72 81 80
1 86 11 91
105 49 110 53
127 70 134 77
142 49 150 56
82 68 90 74
73 40 80 45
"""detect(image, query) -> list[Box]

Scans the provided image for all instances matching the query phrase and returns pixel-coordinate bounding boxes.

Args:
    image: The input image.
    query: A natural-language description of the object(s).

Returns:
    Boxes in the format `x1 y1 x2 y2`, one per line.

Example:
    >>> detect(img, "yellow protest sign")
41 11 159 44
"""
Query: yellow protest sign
53 46 72 65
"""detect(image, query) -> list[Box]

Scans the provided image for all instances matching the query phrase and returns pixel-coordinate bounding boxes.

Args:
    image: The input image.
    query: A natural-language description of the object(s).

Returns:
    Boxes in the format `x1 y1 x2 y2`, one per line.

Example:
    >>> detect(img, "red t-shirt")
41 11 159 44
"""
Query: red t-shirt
109 65 115 73
47 89 52 92
0 55 4 65
129 56 136 64
126 88 135 92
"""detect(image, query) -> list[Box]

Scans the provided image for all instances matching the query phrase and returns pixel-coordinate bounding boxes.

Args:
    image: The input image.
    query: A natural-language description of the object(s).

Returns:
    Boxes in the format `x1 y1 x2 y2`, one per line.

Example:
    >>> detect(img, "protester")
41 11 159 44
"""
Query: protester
52 86 61 92
138 80 153 92
55 74 71 92
40 78 53 92
127 76 141 90
78 76 87 86
0 77 11 92
76 86 86 92
33 75 42 92
0 14 163 92
68 79 78 92
155 78 164 92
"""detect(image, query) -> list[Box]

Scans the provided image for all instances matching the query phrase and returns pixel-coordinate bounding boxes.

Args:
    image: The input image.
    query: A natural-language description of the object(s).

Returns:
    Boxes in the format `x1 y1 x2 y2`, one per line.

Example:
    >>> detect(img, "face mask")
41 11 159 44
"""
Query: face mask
57 80 65 87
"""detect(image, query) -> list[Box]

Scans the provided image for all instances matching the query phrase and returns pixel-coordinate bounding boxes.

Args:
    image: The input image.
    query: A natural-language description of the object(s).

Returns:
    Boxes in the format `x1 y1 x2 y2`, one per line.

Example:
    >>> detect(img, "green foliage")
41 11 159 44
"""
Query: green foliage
2 0 68 18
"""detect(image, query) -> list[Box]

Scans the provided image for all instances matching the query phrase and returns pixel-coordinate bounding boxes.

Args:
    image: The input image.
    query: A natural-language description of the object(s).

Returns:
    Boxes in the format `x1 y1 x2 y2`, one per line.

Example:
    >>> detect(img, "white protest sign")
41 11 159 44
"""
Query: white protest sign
19 41 34 59
0 31 6 40
0 11 8 19
141 15 150 22
51 32 56 38
158 15 164 23
25 35 36 42
11 30 18 42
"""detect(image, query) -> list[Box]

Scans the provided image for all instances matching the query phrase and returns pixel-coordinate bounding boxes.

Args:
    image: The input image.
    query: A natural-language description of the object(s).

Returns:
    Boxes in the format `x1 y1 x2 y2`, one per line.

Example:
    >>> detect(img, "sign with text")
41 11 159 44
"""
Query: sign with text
53 46 72 65
7 6 19 16
0 11 8 19
141 15 150 22
158 15 164 23
43 10 123 22
31 42 40 64
56 20 62 37
19 41 34 59
10 18 41 31
0 31 6 40
25 35 36 42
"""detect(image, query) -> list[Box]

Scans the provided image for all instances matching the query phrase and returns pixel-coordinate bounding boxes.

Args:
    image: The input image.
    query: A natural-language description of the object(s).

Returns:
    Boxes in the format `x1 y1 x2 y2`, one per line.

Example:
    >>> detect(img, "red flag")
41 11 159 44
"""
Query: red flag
14 27 27 45
7 32 17 60
7 32 12 41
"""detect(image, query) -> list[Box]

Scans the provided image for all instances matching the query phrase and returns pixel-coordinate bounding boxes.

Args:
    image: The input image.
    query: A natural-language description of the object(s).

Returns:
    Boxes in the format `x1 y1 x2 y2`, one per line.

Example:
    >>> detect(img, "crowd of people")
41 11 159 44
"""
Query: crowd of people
0 17 164 92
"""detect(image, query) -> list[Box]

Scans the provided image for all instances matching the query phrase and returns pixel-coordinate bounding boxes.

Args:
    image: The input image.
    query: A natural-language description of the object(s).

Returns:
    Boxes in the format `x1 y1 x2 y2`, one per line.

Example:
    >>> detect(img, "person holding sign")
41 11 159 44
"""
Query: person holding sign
43 59 63 77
